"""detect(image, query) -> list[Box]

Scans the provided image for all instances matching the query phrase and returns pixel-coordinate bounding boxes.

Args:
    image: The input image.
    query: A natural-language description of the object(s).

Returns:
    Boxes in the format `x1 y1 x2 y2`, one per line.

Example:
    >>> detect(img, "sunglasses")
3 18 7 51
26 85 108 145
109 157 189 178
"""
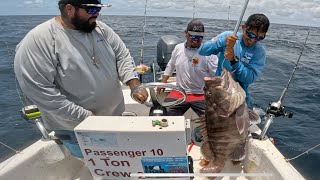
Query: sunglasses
189 34 204 40
246 29 265 41
75 5 102 14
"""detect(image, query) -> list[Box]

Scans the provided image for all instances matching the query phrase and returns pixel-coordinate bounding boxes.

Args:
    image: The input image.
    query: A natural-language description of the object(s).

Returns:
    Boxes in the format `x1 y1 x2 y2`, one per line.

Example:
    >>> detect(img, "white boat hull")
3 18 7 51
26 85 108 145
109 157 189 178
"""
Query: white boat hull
0 86 305 180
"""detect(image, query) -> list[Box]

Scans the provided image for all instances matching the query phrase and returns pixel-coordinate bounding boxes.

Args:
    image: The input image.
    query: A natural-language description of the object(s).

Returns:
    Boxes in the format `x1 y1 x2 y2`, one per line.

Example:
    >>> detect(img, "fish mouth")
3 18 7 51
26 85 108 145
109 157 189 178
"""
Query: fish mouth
204 68 244 101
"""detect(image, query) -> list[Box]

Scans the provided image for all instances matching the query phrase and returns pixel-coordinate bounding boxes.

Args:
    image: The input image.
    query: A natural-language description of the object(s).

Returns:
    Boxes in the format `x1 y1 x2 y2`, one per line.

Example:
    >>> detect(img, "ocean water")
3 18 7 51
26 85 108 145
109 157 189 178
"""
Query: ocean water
0 15 319 179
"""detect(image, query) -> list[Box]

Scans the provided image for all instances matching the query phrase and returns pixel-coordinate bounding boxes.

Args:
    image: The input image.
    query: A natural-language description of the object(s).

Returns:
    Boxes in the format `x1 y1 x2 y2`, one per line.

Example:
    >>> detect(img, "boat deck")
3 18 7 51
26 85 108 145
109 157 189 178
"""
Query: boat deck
0 86 305 180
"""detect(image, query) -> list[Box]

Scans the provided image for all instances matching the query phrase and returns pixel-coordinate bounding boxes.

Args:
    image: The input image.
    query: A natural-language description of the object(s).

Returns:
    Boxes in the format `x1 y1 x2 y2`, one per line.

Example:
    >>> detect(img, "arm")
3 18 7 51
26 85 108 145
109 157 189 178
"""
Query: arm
98 23 139 84
160 75 170 83
163 45 178 77
198 32 230 56
98 23 148 103
14 31 92 122
156 45 178 93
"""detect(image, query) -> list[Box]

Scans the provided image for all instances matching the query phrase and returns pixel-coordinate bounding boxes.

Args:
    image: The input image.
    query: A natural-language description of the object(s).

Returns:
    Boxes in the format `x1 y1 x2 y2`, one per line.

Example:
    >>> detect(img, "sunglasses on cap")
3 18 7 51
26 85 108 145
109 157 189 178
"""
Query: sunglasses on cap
189 34 204 40
74 4 102 14
245 29 265 41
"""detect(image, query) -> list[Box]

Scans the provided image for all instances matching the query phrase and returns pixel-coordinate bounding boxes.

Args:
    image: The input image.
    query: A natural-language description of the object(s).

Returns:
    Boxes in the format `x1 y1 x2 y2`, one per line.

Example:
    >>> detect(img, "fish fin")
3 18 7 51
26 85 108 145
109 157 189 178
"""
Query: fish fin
228 83 246 113
200 160 225 174
230 143 246 161
200 141 215 161
235 102 247 134
248 108 261 124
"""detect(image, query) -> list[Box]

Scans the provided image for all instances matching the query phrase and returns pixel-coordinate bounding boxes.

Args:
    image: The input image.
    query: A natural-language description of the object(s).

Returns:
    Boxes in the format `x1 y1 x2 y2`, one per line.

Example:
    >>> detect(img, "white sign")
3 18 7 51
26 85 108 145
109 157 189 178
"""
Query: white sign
75 116 188 180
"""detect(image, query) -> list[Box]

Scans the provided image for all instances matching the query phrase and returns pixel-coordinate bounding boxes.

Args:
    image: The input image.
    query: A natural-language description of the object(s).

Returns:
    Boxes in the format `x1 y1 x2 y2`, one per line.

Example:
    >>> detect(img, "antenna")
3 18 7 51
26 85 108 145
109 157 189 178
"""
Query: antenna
226 6 230 30
193 0 196 19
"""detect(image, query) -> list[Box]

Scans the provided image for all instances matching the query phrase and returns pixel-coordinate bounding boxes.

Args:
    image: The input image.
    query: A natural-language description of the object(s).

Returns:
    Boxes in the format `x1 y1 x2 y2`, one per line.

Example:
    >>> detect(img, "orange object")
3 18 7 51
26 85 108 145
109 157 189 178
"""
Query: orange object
269 137 275 145
192 58 199 66
199 157 209 167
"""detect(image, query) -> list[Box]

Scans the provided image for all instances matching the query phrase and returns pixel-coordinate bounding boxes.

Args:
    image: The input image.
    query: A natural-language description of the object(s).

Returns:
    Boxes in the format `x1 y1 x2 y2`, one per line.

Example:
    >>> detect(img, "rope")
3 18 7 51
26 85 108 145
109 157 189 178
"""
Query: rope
0 141 20 154
0 141 20 172
285 143 320 161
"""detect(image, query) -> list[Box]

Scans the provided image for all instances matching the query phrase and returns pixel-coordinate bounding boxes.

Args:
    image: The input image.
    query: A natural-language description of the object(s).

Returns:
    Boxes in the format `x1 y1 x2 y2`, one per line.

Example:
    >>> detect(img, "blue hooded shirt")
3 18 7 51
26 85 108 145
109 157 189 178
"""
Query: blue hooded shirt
198 31 266 105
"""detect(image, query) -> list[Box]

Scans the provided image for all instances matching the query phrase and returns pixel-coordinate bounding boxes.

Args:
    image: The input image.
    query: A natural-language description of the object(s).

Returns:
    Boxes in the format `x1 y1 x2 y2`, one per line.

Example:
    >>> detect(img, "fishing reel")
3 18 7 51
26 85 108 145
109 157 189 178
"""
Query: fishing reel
266 101 293 118
255 101 294 140
20 105 53 140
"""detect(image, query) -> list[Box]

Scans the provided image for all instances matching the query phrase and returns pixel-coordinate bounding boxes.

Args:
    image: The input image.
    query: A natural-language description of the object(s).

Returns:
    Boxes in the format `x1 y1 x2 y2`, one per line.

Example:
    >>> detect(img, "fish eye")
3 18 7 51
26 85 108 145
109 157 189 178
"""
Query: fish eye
206 91 212 96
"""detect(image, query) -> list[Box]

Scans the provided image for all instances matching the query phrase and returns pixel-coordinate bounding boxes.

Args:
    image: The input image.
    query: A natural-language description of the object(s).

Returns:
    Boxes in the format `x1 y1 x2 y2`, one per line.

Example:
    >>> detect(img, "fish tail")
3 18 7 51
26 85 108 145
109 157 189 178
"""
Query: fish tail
230 143 246 161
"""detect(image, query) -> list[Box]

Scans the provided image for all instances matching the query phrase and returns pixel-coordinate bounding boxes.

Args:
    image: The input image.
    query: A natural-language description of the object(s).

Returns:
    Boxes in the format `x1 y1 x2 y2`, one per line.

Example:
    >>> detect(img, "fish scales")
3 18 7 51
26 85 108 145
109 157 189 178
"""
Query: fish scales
198 69 259 175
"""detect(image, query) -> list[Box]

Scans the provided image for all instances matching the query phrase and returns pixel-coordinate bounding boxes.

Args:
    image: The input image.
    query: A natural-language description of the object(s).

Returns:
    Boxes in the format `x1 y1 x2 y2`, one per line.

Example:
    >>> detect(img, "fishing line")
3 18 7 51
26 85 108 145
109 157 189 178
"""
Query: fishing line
285 143 320 161
278 31 310 103
0 142 20 154
0 141 21 172
4 41 30 107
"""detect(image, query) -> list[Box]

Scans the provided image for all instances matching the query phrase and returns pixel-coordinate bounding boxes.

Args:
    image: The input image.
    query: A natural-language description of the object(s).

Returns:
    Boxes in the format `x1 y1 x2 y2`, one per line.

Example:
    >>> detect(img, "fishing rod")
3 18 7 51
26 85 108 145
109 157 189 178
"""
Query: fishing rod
139 0 148 82
232 0 250 35
221 0 250 68
259 31 310 140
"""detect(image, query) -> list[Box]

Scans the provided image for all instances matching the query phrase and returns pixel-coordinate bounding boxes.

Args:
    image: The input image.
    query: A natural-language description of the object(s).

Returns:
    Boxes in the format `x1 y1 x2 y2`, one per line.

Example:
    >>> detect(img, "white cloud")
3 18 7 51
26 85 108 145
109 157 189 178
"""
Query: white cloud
23 0 44 5
104 0 320 26
2 0 319 26
21 0 53 9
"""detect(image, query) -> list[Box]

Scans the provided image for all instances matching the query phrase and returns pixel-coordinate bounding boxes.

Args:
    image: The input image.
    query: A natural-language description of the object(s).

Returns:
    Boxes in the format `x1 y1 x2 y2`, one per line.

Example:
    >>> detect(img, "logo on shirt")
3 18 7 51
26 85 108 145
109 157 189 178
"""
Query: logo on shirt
241 52 253 64
192 58 199 66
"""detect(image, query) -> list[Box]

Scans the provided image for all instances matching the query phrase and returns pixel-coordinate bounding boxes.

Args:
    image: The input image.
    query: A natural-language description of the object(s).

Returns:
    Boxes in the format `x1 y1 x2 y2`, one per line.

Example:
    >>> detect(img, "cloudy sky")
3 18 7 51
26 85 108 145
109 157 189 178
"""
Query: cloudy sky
1 0 320 27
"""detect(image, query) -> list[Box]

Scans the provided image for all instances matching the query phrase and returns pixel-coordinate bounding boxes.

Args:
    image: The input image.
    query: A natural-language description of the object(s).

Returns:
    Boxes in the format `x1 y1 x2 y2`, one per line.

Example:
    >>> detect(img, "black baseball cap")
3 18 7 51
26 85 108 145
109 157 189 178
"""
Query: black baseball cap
58 0 109 7
186 19 205 36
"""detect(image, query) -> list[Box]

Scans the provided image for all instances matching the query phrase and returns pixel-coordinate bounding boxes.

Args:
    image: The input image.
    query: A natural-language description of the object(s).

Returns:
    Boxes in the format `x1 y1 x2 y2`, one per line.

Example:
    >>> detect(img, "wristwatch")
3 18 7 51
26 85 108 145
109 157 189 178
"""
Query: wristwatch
230 56 239 65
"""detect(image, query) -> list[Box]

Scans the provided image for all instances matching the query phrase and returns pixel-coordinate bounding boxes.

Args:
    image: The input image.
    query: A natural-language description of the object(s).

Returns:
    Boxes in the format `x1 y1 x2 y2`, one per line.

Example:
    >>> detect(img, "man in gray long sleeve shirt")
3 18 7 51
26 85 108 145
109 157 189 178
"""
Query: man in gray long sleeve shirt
14 0 148 157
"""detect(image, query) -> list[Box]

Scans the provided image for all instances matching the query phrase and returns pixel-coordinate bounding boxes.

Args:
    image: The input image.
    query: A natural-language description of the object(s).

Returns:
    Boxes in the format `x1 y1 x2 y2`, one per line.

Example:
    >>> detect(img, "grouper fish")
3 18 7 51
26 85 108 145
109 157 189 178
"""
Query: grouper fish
197 68 259 174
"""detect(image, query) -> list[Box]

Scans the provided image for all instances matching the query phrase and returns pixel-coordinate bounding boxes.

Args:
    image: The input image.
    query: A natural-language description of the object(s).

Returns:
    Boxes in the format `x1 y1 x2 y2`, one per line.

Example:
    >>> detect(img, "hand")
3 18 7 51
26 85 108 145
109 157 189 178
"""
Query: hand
224 47 234 61
156 87 165 94
224 35 238 61
132 88 148 104
225 34 238 48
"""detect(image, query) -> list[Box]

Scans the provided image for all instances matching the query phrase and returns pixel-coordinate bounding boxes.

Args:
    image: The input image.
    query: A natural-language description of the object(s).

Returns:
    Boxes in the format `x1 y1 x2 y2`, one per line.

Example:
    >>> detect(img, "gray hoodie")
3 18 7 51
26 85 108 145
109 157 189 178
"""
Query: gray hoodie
14 18 138 131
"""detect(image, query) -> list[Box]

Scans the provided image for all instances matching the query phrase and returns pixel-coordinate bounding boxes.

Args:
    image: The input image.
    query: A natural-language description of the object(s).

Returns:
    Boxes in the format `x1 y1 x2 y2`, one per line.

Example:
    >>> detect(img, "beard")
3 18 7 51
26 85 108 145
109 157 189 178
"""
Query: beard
71 11 97 33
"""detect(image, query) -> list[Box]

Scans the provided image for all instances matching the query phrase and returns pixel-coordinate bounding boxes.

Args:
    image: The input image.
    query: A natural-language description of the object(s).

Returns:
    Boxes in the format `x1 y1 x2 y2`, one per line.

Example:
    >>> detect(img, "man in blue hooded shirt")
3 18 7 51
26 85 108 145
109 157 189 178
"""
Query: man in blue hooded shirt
198 14 270 106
